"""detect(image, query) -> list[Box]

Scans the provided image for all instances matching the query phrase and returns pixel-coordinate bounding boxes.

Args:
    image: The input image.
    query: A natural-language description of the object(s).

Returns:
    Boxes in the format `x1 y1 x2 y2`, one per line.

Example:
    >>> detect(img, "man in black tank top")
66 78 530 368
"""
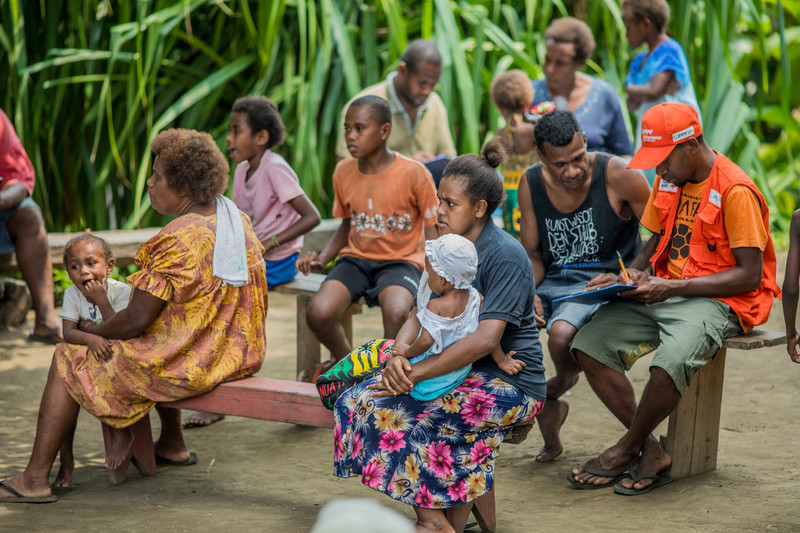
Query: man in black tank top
517 110 651 462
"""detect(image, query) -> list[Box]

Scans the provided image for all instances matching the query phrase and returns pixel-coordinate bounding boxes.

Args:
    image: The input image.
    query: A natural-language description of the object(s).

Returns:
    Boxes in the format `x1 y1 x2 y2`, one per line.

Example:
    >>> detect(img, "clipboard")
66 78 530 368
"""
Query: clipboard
551 283 634 305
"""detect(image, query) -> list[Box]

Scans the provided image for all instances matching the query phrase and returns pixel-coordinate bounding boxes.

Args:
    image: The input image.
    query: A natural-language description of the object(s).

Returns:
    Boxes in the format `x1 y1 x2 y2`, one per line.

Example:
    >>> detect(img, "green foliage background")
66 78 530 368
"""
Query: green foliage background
1 0 798 238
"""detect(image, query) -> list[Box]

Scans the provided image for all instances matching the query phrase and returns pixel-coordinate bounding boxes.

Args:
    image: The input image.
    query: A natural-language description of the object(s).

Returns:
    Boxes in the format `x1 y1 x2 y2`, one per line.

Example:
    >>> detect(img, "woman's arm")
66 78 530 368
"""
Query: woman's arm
377 318 507 395
80 287 165 340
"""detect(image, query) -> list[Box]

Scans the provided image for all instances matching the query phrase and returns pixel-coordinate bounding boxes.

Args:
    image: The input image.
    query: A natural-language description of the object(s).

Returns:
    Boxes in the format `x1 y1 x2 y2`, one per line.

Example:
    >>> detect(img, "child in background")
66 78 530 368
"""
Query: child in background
783 210 800 363
227 95 321 289
622 0 700 182
57 233 132 489
392 234 524 400
296 95 439 382
489 70 541 237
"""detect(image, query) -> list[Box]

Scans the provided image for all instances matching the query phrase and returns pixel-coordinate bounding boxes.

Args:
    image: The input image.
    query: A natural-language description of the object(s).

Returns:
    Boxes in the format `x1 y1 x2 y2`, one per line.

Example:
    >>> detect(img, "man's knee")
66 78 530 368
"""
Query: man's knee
548 321 579 354
649 366 680 395
6 204 46 242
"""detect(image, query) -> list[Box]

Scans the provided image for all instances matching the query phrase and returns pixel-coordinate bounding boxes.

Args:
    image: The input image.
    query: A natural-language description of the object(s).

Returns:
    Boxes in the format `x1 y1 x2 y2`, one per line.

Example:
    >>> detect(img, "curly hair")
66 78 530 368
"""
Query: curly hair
544 17 596 63
63 232 113 266
442 137 509 215
490 69 534 113
621 0 670 32
534 109 582 156
150 129 229 204
232 95 286 149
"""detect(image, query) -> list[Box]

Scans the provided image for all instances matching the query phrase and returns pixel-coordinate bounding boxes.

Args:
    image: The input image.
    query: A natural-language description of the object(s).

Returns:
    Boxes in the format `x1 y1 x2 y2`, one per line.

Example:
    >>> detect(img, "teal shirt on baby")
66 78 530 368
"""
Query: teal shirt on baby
408 286 481 400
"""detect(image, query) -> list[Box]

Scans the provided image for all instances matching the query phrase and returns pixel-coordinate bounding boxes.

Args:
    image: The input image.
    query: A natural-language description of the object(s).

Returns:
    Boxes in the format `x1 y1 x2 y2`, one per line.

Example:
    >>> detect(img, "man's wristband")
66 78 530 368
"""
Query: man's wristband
270 234 280 248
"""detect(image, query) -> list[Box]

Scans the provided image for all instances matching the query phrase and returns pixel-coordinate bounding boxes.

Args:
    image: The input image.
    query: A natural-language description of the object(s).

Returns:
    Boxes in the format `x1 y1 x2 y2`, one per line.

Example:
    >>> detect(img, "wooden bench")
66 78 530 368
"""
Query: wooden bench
661 328 786 479
102 376 334 483
273 273 364 378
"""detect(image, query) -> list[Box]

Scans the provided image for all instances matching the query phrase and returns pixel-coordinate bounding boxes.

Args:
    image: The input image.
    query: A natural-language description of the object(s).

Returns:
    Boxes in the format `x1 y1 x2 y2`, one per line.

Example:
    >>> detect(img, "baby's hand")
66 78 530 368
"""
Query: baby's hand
391 342 410 359
82 279 109 305
498 350 526 376
88 336 113 362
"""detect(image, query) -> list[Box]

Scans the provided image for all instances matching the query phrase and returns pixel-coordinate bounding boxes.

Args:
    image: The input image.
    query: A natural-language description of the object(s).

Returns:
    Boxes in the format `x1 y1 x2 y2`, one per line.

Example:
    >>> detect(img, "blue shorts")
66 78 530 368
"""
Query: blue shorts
325 256 421 307
0 196 38 254
536 268 606 332
265 253 299 289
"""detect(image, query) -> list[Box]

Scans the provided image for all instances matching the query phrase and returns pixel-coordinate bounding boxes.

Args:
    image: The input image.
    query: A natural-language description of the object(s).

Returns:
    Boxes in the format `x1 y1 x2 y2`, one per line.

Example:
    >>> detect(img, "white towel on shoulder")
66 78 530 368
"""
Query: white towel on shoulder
213 195 249 287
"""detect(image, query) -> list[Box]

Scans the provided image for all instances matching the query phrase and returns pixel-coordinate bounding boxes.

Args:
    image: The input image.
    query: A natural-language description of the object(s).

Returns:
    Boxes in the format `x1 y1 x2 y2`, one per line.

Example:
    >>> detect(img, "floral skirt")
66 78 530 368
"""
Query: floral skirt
333 369 543 509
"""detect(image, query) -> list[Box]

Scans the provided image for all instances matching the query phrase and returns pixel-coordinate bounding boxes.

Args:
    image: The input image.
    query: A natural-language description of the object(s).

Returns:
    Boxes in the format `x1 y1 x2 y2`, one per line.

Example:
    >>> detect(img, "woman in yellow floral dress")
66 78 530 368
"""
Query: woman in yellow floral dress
0 129 267 503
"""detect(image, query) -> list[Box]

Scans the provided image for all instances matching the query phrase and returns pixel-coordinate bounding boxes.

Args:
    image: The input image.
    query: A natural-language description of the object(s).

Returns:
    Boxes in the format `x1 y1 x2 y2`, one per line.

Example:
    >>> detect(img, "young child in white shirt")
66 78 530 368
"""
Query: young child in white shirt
55 233 131 489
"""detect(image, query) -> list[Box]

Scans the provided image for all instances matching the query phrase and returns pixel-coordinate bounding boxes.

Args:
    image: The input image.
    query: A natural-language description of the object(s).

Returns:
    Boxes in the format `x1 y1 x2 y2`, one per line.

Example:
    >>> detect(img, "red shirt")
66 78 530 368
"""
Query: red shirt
0 109 35 196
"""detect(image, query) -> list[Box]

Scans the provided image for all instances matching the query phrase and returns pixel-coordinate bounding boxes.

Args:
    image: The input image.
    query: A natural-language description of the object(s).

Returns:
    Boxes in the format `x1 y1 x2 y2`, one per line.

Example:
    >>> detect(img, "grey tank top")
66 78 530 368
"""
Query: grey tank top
526 152 641 272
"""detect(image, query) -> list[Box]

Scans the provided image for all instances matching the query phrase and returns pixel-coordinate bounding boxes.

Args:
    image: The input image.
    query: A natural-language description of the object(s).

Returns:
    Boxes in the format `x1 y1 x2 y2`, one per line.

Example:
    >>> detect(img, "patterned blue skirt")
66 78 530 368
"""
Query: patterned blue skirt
333 369 542 509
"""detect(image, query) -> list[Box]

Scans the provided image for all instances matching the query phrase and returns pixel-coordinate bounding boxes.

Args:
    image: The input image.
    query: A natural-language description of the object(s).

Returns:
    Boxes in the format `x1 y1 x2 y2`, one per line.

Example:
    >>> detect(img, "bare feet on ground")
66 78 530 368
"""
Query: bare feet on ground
53 458 74 489
535 399 569 462
182 411 225 429
104 427 134 470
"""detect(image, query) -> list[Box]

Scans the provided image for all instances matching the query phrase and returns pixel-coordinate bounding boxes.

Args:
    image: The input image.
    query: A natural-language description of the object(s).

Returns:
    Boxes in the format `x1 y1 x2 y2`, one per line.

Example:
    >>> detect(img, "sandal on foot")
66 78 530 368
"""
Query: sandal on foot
0 480 57 504
567 458 629 490
613 466 673 496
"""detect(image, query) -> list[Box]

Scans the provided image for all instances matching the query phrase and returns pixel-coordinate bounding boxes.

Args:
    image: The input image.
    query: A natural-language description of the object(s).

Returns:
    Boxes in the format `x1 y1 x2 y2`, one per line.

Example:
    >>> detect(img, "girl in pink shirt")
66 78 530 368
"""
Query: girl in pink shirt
227 96 320 289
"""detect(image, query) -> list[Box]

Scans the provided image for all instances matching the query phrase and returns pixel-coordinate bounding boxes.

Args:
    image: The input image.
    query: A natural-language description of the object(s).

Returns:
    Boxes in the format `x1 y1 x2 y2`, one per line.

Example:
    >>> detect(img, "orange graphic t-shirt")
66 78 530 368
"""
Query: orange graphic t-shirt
332 153 439 270
642 182 768 280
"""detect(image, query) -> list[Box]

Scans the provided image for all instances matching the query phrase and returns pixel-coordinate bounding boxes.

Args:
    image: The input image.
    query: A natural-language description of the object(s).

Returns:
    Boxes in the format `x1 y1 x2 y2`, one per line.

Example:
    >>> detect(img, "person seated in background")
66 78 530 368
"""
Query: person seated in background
568 103 779 495
0 108 62 344
334 39 457 185
0 128 268 503
531 17 634 158
489 68 542 237
517 109 650 463
297 95 438 382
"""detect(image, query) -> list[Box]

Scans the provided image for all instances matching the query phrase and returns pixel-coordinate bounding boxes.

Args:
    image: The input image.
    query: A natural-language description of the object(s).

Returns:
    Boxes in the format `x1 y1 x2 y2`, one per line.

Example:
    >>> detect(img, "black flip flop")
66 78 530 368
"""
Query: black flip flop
567 458 630 490
155 452 198 466
613 466 673 495
0 480 58 504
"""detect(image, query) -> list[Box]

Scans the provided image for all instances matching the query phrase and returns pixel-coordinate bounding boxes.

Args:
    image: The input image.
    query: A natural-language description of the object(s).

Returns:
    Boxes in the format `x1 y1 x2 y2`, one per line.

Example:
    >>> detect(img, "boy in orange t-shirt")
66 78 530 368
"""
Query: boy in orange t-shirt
297 95 438 380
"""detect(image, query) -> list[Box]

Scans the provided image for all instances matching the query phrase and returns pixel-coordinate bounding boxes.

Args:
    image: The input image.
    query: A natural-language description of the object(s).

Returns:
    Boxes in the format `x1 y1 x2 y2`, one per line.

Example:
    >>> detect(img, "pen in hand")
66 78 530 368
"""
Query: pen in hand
617 250 631 284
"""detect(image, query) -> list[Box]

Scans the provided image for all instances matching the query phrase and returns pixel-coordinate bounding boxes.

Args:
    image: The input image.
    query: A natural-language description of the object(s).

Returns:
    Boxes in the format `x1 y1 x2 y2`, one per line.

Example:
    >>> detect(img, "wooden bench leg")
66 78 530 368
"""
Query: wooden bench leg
296 295 363 377
662 347 727 479
102 415 157 484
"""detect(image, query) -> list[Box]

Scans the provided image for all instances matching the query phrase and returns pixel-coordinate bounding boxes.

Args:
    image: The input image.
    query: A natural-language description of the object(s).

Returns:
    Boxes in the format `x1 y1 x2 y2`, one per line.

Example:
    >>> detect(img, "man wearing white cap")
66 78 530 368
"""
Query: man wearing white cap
566 102 780 494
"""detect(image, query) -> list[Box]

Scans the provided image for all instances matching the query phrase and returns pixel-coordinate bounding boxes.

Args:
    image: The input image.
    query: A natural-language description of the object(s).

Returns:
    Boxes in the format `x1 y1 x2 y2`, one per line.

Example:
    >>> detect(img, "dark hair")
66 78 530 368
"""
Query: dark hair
150 129 229 204
534 110 582 155
349 95 392 126
544 17 596 63
490 69 534 112
401 39 442 72
232 95 286 149
442 137 508 215
63 232 113 266
621 0 670 32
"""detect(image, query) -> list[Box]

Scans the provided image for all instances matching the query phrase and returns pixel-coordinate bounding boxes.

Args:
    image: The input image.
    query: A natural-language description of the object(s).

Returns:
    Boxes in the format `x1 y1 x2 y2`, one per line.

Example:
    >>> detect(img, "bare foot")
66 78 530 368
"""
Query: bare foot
414 508 455 533
53 459 74 490
535 399 569 462
182 411 225 429
105 427 135 470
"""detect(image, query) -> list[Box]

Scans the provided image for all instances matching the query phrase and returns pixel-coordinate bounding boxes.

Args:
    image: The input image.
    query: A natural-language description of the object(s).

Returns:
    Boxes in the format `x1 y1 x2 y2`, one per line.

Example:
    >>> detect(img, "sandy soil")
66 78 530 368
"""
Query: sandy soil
1 277 800 532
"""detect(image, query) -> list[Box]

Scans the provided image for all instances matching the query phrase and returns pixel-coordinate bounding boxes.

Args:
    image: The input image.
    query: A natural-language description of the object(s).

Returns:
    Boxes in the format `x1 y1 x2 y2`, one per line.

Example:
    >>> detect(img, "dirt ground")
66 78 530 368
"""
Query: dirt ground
2 268 800 532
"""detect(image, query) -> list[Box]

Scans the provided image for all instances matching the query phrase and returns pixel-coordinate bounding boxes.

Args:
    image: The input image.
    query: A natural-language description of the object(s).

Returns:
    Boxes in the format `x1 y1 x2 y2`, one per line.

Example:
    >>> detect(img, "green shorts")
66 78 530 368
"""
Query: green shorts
570 297 742 395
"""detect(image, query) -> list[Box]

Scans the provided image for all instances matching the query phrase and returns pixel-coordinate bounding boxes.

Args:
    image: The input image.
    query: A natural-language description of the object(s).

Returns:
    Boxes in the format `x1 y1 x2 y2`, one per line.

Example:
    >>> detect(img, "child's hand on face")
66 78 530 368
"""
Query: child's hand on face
88 335 113 362
498 350 526 376
81 279 109 306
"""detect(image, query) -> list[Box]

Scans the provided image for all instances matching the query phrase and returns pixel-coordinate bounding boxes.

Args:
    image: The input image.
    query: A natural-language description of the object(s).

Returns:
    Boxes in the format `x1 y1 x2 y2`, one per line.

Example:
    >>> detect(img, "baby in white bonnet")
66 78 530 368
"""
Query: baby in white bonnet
392 233 524 400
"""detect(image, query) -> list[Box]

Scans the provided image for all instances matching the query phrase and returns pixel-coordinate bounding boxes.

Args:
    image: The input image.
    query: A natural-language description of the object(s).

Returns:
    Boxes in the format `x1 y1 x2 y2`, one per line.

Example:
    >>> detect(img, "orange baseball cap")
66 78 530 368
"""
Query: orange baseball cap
627 102 702 170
